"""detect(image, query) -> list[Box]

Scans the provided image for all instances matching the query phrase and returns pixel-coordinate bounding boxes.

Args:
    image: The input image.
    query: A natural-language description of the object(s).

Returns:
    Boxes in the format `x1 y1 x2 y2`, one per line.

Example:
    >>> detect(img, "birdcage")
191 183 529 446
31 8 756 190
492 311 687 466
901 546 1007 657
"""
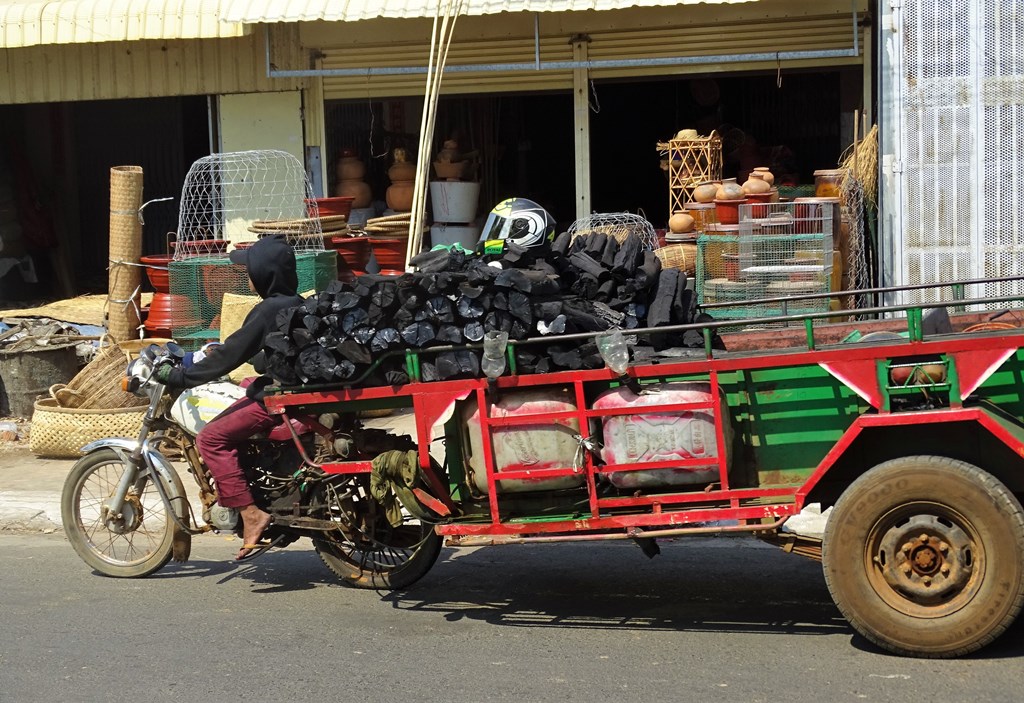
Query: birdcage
168 150 331 347
658 131 723 216
697 202 834 327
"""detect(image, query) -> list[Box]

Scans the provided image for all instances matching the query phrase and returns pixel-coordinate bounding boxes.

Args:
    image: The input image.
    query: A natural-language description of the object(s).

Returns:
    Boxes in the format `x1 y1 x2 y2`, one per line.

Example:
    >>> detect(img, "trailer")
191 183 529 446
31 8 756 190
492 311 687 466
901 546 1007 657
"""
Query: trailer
263 278 1024 658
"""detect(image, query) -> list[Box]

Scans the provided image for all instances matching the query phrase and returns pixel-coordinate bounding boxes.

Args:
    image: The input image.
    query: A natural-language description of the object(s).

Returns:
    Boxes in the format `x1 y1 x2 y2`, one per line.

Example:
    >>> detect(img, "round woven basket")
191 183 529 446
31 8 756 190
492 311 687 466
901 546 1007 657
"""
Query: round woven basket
654 243 697 276
29 398 149 458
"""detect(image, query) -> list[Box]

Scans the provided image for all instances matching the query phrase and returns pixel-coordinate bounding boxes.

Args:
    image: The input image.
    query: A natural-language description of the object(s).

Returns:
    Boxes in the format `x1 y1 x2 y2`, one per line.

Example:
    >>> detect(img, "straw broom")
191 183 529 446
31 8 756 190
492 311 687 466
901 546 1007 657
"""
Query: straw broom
839 122 879 208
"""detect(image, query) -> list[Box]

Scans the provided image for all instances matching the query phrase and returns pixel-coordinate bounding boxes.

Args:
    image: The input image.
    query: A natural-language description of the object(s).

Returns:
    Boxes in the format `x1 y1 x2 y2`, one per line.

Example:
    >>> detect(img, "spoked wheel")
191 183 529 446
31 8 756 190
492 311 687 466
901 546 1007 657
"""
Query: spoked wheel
312 477 442 589
823 455 1024 657
62 449 175 578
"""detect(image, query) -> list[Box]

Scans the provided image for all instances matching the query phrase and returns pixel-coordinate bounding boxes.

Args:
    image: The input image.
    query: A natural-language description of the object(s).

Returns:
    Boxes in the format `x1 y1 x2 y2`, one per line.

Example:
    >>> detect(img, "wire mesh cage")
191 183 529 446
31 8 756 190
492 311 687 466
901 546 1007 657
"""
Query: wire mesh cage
698 202 835 327
174 150 326 259
168 150 332 348
567 212 659 251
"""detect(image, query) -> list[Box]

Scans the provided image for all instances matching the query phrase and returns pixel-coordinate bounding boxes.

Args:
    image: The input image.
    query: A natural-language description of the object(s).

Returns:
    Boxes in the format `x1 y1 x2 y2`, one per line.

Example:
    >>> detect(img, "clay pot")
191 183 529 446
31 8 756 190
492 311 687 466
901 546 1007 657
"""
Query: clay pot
692 181 720 204
388 160 416 184
335 179 372 208
369 236 409 273
742 173 772 195
336 150 366 182
668 212 695 234
714 197 748 225
753 167 775 186
386 182 414 211
433 160 465 180
716 178 744 201
140 254 172 293
306 196 354 219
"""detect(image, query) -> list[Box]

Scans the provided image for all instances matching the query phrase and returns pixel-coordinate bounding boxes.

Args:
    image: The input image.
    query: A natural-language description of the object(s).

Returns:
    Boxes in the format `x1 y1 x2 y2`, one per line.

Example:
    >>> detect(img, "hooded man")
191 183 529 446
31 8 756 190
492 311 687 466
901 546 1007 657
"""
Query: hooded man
156 233 304 560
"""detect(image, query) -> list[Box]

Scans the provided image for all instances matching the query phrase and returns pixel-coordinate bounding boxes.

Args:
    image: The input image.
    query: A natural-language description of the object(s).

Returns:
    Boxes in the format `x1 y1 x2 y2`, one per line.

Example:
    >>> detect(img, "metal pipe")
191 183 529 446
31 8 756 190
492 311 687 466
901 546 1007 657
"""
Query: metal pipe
700 273 1024 309
447 517 789 546
269 48 860 78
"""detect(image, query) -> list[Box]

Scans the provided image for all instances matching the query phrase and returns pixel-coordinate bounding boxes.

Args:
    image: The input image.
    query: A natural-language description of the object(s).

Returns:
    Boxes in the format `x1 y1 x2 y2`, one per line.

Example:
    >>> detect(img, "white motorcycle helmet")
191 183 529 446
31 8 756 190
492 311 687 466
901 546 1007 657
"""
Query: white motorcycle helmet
478 198 556 249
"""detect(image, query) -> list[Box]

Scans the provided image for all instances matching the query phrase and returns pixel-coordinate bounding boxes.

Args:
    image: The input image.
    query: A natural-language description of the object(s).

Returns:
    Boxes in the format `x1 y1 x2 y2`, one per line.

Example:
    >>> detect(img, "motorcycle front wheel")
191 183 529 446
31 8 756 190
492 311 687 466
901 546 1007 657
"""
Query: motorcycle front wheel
62 449 175 577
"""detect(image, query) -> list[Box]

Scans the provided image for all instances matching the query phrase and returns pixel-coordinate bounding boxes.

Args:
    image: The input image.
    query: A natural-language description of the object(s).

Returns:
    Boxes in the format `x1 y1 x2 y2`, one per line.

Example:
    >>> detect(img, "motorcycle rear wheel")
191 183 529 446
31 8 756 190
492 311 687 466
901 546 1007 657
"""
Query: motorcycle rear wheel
312 479 441 589
62 449 175 578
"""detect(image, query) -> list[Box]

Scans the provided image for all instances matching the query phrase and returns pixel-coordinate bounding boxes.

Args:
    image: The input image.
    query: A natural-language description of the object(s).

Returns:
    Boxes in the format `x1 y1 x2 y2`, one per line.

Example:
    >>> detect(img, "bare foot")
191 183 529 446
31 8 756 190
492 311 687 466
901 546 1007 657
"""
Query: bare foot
236 504 273 560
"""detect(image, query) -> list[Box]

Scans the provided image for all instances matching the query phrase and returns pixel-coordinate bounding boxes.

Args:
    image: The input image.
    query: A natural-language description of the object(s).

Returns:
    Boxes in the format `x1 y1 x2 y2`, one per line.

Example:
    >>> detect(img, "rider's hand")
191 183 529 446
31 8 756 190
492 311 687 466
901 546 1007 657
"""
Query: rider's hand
154 364 175 385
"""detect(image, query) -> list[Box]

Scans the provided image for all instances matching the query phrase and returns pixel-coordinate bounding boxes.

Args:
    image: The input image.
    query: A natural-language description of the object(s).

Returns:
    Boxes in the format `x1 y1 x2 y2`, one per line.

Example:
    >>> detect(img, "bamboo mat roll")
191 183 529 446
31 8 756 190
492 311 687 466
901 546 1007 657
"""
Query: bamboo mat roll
108 166 144 342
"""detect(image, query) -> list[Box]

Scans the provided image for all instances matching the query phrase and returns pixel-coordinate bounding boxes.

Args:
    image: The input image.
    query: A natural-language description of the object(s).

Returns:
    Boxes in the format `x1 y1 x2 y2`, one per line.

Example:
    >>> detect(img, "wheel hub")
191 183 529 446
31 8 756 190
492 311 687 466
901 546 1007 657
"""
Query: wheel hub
875 514 975 606
103 494 144 535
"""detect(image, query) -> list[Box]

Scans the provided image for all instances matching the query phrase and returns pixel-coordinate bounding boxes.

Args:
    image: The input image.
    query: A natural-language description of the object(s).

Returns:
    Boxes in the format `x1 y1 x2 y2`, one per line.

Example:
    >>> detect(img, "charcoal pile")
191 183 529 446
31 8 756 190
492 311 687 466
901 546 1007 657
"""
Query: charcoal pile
262 231 717 386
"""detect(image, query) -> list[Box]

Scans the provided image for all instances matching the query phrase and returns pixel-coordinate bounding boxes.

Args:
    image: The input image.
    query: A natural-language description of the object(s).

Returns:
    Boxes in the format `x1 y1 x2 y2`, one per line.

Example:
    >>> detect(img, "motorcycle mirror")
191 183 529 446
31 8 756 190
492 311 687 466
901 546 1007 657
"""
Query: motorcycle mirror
141 344 159 361
164 342 185 359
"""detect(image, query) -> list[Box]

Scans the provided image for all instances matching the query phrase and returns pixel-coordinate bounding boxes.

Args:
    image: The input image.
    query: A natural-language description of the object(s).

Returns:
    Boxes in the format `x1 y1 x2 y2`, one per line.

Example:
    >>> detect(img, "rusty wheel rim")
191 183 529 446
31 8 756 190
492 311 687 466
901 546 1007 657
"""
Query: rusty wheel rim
864 501 984 618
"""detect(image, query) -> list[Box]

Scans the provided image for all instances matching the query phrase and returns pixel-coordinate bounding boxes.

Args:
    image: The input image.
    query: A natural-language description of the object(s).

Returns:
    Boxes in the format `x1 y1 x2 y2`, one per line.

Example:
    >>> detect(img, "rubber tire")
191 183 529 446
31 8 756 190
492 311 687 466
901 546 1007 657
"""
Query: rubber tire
822 455 1024 657
314 527 442 590
62 449 175 578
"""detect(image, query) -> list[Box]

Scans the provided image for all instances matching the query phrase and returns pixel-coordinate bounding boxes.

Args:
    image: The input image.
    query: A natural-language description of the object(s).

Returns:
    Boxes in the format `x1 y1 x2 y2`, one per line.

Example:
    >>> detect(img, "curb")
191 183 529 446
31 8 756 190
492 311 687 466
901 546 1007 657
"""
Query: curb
0 491 62 532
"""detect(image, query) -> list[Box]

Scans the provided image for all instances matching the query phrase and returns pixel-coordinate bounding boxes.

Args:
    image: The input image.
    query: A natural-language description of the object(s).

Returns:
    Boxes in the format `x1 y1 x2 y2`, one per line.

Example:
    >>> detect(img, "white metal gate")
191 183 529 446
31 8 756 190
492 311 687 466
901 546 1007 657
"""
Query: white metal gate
881 0 1024 305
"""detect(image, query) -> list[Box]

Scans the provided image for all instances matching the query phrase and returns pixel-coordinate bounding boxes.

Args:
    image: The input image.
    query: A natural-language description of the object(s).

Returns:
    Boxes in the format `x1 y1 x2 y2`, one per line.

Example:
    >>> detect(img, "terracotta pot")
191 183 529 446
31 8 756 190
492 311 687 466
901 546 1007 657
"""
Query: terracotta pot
145 293 199 338
334 179 372 209
742 173 772 195
433 160 465 180
331 236 370 275
714 198 748 225
307 197 354 220
692 181 720 204
386 182 415 211
745 190 774 218
668 212 695 234
753 167 775 186
140 254 172 293
370 237 409 272
716 178 744 201
388 160 416 183
336 152 366 182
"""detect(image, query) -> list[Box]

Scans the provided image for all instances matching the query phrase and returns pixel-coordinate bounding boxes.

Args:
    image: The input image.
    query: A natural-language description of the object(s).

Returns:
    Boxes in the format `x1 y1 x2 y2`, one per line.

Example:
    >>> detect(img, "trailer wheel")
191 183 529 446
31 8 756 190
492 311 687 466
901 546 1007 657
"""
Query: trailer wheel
822 455 1024 657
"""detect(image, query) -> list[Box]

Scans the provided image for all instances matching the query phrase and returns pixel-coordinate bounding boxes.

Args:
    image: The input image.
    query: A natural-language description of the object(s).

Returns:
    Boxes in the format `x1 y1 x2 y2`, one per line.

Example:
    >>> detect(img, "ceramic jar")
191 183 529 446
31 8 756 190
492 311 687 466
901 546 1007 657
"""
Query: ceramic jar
668 212 695 234
716 178 744 201
741 173 771 195
753 167 775 186
386 149 416 212
334 149 373 208
692 181 720 204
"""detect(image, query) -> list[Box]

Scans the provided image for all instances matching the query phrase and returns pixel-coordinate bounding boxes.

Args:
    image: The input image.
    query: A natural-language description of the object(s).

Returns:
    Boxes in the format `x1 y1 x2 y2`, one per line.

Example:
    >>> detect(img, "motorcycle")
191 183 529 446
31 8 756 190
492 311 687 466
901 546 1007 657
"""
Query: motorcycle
60 342 441 588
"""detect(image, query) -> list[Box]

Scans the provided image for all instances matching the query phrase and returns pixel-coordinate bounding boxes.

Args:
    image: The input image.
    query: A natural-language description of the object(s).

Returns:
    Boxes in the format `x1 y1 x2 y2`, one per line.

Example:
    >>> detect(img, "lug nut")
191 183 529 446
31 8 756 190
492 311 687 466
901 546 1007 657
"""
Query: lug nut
923 578 932 587
902 542 914 554
939 541 950 554
919 534 930 543
901 563 913 574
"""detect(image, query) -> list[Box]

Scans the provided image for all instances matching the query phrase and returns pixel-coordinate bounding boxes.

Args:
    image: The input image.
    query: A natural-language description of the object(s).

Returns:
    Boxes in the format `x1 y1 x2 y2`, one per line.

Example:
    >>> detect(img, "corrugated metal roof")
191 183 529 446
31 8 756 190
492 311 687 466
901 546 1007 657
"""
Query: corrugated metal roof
222 0 754 24
0 0 247 49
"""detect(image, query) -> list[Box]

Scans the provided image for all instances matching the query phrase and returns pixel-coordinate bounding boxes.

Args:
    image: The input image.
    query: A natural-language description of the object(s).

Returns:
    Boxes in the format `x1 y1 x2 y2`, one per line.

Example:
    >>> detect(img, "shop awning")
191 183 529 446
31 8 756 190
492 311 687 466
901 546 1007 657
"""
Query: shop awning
222 0 756 24
0 0 248 49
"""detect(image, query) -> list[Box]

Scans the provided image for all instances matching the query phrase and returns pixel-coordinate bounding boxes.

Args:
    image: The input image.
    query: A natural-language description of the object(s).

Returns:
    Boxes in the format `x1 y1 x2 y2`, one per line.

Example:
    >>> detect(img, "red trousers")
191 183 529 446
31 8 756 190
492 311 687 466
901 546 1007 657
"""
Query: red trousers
195 396 279 508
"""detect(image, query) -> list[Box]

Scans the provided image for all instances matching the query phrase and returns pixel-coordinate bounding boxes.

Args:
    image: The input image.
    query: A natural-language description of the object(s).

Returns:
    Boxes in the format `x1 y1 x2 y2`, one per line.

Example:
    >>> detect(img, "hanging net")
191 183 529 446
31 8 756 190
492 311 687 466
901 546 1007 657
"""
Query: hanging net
168 150 334 349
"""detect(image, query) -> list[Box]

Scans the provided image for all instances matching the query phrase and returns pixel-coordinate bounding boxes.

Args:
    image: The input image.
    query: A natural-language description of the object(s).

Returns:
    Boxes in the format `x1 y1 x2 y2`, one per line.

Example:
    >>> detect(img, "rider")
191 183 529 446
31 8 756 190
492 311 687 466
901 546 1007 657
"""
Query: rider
155 233 304 560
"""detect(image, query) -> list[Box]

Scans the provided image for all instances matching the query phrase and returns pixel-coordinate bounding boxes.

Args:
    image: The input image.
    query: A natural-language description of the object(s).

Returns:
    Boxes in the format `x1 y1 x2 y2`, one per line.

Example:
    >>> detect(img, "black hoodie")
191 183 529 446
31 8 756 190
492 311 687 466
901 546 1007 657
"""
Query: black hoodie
166 234 304 400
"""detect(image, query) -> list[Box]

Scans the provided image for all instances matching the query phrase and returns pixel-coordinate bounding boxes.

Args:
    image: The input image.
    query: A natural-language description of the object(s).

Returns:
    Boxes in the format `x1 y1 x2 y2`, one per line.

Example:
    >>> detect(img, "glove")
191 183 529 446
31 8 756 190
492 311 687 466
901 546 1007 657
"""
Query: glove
154 364 175 385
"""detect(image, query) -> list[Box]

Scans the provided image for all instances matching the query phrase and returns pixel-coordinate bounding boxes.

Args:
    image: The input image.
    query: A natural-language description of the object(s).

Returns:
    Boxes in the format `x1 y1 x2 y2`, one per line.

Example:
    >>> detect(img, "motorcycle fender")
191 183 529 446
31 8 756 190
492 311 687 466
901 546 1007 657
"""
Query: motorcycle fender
79 438 179 489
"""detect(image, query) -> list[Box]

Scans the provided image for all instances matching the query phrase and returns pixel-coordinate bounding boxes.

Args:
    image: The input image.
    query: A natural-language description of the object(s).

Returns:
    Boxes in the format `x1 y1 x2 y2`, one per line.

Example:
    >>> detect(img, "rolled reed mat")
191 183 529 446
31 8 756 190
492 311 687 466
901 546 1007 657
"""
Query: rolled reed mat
108 166 144 342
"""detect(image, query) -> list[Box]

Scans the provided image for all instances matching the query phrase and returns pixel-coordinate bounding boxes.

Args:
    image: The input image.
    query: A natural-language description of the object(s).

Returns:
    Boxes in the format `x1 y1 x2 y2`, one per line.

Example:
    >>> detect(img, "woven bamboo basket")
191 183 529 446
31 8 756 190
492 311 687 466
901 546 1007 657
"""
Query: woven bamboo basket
48 339 132 410
30 398 148 458
654 243 697 276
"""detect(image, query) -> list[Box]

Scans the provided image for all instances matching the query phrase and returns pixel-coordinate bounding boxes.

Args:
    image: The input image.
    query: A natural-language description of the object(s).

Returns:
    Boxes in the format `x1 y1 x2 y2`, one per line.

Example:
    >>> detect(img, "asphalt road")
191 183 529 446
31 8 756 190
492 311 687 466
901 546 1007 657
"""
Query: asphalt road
1 532 1021 703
